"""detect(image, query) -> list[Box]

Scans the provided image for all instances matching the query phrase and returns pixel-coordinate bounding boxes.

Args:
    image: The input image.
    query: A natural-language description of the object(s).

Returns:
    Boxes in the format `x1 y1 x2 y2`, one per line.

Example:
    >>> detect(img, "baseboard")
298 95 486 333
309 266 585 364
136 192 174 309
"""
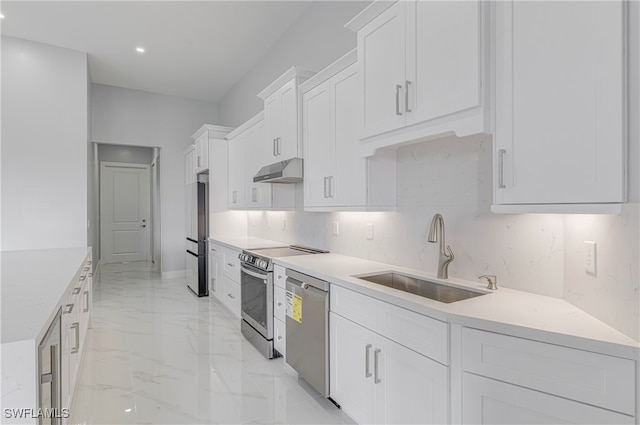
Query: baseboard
162 269 186 279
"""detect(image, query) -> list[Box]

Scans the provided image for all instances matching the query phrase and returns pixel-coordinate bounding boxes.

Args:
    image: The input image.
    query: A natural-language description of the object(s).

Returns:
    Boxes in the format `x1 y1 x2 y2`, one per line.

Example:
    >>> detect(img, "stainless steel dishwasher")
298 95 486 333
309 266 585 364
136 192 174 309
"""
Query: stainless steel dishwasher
285 269 329 397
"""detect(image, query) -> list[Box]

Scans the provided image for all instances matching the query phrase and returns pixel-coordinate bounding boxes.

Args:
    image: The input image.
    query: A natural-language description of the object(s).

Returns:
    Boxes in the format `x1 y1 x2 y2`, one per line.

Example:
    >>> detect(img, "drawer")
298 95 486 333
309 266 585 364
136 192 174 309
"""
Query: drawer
222 248 241 282
462 373 634 424
221 276 241 318
209 242 224 259
274 317 286 357
462 328 636 415
274 285 286 322
376 300 449 365
330 284 377 331
273 264 287 289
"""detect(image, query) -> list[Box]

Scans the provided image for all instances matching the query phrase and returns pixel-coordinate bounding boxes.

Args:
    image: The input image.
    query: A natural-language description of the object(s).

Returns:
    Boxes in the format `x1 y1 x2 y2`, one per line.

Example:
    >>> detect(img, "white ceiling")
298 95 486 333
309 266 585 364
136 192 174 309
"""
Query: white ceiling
0 1 314 103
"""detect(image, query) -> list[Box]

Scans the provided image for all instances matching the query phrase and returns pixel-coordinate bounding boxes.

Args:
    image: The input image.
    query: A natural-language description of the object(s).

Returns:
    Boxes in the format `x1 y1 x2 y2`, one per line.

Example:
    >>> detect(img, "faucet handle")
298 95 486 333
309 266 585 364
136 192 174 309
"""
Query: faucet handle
479 275 497 290
445 245 454 261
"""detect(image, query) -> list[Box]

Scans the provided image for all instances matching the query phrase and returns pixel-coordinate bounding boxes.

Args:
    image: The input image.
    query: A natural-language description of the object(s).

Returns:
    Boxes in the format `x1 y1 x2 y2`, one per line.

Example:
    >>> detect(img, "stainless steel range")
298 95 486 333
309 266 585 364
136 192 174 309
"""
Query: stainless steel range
239 245 327 359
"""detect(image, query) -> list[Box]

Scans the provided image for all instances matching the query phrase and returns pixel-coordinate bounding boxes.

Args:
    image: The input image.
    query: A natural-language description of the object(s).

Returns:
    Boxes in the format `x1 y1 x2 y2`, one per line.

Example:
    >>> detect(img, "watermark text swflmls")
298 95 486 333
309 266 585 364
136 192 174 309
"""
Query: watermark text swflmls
4 408 70 419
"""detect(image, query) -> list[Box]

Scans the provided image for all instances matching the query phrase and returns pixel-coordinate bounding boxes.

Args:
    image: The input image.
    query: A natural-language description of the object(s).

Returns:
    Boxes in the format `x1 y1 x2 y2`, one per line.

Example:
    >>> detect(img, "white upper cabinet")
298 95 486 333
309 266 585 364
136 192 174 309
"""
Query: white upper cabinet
184 145 196 185
191 125 234 174
258 66 315 161
346 0 488 156
226 113 296 210
492 1 627 213
301 50 396 211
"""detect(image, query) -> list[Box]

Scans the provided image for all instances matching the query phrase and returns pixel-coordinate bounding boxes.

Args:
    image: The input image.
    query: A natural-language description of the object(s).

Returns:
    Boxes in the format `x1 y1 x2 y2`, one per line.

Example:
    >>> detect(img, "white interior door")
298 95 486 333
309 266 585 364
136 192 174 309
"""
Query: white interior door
100 162 151 263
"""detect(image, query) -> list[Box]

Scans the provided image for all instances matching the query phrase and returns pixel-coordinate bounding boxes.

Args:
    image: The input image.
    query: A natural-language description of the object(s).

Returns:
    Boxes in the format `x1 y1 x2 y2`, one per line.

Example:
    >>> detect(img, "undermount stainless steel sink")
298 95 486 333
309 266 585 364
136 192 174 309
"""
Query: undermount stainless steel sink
355 272 486 304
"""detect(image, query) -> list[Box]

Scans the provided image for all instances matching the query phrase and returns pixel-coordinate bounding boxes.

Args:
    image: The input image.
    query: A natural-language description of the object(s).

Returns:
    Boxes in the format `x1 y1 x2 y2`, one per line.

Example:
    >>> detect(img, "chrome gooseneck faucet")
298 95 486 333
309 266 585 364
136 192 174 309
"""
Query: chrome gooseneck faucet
428 213 455 279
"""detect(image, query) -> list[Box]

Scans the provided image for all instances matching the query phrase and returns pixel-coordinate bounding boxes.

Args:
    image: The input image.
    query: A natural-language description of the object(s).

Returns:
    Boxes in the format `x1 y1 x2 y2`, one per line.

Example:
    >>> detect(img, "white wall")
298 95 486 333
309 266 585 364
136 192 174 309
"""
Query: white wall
98 143 154 165
90 83 218 273
217 1 368 127
1 36 88 250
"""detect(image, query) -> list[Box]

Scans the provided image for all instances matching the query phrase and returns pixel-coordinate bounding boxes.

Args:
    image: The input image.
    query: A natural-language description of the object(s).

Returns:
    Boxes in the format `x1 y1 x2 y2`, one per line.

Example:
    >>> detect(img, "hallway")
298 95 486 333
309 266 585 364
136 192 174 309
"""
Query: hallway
69 262 351 424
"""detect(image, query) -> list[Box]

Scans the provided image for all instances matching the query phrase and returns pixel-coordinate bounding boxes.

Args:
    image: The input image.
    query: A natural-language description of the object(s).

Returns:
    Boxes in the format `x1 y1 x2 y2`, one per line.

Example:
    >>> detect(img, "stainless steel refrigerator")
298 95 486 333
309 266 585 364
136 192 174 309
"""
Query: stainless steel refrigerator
186 174 208 296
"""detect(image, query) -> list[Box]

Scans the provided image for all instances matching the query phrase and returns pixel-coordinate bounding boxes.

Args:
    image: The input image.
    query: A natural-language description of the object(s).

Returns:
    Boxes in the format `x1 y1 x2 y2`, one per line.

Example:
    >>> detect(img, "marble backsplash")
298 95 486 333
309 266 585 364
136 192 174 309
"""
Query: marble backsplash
247 136 639 341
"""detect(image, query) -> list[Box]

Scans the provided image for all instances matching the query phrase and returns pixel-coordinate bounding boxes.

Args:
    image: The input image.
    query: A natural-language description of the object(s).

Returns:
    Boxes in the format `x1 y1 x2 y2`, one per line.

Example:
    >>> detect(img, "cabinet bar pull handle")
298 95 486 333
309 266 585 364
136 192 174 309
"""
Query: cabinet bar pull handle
323 177 328 198
73 287 81 294
374 348 382 384
252 187 257 203
365 344 372 378
197 156 201 168
83 291 89 312
395 85 403 116
64 304 74 314
498 149 506 189
227 263 234 267
227 293 235 299
329 176 334 198
273 139 277 156
277 138 282 156
405 80 412 112
71 322 80 354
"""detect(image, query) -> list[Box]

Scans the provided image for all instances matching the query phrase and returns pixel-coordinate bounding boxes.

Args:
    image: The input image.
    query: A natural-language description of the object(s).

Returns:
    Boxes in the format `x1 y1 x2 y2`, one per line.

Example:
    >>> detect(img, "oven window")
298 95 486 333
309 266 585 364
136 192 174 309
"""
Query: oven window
241 265 268 333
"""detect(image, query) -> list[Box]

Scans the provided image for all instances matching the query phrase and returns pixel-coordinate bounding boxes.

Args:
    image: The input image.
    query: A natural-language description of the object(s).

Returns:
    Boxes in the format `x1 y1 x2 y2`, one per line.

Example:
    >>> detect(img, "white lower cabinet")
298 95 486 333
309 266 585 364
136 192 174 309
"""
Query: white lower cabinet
461 327 637 424
329 283 449 425
208 242 224 296
273 265 287 357
462 373 634 425
217 246 241 318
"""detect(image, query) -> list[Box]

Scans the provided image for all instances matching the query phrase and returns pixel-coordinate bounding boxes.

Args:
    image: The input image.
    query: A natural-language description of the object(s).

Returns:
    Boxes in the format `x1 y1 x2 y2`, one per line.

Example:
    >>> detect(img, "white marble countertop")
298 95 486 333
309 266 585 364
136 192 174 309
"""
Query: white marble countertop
208 235 288 251
274 253 640 360
1 247 91 345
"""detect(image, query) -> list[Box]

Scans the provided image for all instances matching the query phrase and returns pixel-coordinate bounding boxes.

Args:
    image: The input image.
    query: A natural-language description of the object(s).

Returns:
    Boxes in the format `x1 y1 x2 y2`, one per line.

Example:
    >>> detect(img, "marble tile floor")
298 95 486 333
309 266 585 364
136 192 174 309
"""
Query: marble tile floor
69 262 354 425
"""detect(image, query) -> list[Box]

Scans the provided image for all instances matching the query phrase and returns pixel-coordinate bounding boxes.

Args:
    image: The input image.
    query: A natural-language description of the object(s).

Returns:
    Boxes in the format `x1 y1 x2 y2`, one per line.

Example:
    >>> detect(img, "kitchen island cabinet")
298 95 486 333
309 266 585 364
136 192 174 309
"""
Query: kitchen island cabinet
1 247 92 425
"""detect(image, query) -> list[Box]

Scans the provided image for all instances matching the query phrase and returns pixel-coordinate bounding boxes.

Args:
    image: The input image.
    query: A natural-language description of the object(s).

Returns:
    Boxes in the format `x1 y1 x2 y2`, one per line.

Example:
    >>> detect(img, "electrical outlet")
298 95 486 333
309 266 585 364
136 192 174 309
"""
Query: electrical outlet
584 241 597 275
366 223 374 240
332 221 340 236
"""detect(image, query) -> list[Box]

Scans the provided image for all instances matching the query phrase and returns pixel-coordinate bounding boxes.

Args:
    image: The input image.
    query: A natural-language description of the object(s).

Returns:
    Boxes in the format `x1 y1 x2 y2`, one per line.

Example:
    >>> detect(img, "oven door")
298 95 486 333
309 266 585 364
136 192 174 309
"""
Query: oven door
240 263 273 339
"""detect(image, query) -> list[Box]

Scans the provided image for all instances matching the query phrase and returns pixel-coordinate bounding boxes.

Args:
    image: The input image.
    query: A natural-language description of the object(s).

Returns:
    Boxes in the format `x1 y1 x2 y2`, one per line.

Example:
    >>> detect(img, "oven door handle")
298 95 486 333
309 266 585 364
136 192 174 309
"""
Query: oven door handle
241 266 268 282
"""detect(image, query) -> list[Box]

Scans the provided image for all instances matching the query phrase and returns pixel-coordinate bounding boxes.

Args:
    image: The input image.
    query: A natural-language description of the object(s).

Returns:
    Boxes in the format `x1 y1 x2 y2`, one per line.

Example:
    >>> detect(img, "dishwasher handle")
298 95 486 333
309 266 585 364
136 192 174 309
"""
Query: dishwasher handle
286 269 329 292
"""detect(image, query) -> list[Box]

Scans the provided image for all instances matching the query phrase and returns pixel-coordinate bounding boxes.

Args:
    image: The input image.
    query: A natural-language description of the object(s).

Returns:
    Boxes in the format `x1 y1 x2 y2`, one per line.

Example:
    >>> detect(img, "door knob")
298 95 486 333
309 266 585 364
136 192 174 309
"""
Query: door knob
140 224 146 228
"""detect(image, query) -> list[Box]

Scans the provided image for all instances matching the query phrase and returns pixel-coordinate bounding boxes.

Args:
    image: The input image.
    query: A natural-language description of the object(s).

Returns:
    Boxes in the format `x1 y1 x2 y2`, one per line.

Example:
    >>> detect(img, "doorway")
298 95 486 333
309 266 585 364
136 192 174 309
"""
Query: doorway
96 143 160 267
100 162 150 263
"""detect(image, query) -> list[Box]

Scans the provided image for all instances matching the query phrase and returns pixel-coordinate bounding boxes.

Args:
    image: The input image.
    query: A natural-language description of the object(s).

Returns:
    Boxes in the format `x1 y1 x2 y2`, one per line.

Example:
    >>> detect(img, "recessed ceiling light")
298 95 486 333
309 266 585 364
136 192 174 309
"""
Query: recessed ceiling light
136 47 145 53
0 13 5 19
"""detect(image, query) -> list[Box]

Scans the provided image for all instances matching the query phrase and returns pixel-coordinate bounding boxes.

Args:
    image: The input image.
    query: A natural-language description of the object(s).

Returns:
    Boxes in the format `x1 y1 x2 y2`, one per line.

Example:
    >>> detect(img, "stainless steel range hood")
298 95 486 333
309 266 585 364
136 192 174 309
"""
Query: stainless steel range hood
253 158 303 184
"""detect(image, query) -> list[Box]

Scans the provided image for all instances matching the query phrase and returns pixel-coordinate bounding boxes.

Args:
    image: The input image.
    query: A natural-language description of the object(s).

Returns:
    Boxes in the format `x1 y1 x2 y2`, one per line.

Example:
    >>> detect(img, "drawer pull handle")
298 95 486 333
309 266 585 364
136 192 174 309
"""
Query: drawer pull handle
72 287 81 295
64 304 74 314
498 149 506 189
374 348 382 384
395 84 403 116
228 293 235 299
365 344 372 378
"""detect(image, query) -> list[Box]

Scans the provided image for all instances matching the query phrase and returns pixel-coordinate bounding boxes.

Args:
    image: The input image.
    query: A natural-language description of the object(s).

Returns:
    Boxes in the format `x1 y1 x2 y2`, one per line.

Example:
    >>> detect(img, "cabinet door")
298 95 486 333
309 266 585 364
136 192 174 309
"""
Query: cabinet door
246 121 273 209
185 148 195 185
462 373 634 425
195 133 209 172
375 335 448 425
406 0 480 125
359 1 406 139
221 275 241 318
333 63 367 207
303 79 335 207
329 312 376 425
494 1 625 205
264 91 282 160
279 79 300 159
228 138 245 208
